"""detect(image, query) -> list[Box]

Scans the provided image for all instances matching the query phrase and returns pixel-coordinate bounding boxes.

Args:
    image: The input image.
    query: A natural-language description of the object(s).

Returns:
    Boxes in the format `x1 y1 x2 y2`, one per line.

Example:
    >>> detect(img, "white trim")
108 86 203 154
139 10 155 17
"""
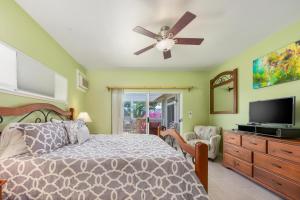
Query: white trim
0 87 68 105
179 93 183 134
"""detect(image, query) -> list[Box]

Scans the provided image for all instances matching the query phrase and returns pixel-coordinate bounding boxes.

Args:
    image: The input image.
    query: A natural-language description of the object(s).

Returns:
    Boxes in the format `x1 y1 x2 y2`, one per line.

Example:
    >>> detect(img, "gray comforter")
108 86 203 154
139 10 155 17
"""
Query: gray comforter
0 134 208 200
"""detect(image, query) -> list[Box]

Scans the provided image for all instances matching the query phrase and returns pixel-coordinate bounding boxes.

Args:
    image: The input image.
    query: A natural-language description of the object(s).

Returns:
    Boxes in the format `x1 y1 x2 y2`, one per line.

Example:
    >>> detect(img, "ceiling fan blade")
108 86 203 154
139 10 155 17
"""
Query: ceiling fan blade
168 11 196 38
134 43 156 55
175 38 204 45
133 26 160 39
163 50 171 59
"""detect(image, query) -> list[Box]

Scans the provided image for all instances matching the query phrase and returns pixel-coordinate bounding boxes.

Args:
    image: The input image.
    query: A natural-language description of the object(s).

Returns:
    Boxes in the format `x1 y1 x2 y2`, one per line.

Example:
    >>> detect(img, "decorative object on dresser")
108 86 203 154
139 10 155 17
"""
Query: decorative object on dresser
183 125 221 160
223 130 300 200
210 68 238 114
0 180 6 200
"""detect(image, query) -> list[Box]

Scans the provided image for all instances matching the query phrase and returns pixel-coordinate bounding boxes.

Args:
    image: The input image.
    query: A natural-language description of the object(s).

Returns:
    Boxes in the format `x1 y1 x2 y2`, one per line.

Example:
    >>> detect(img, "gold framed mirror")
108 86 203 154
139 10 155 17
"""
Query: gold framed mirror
210 68 238 114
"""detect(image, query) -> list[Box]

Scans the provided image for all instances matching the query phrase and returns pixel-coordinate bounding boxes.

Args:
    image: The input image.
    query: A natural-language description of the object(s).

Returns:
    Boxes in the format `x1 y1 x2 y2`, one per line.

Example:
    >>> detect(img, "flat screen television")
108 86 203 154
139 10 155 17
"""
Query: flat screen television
249 96 295 126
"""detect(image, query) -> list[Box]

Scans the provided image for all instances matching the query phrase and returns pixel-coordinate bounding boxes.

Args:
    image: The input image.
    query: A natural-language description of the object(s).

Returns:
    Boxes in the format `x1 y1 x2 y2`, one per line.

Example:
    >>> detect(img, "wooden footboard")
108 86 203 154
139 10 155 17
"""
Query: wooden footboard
158 127 208 192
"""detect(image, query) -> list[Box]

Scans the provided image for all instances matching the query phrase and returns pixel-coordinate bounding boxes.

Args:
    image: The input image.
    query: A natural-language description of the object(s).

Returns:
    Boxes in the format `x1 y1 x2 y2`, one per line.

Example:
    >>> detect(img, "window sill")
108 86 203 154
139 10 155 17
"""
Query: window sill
0 87 67 105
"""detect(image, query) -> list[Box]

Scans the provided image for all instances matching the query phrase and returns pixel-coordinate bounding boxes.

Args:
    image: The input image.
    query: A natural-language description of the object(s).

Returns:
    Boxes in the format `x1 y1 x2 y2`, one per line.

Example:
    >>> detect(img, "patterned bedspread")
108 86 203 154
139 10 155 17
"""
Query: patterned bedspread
0 134 208 200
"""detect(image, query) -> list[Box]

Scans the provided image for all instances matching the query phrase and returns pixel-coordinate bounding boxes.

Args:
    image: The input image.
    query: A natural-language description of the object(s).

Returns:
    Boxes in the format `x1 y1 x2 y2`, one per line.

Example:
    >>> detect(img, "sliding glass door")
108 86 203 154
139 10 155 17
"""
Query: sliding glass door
123 93 147 134
123 92 181 134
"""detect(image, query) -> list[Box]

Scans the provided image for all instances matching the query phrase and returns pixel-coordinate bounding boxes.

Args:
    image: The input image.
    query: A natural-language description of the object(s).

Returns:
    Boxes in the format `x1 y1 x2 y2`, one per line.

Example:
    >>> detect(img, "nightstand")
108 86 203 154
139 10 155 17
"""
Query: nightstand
0 180 6 200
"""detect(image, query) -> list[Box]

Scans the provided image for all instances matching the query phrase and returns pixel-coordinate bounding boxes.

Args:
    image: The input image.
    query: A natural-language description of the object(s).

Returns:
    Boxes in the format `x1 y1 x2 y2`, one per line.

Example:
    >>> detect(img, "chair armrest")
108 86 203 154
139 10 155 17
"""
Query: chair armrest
209 135 221 151
183 132 198 141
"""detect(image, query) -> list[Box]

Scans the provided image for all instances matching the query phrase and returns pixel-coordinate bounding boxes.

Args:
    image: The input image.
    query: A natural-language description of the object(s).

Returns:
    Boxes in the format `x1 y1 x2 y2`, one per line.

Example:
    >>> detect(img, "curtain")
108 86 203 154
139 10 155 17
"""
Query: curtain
111 89 124 134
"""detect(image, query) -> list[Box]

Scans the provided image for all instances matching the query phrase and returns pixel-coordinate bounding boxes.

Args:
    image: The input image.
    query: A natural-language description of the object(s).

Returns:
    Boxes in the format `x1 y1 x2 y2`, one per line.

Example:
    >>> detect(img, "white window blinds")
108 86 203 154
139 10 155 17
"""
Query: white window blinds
0 43 17 90
0 42 68 102
17 52 55 97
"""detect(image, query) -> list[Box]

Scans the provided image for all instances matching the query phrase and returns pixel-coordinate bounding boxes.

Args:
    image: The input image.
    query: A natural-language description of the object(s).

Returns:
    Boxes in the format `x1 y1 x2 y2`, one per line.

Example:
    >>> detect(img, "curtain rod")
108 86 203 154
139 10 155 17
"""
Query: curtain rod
106 86 194 91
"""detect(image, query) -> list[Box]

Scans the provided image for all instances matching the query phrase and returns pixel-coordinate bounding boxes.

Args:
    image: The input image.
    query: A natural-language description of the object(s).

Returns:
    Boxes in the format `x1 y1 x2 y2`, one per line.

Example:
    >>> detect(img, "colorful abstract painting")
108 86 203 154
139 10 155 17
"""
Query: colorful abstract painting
253 40 300 89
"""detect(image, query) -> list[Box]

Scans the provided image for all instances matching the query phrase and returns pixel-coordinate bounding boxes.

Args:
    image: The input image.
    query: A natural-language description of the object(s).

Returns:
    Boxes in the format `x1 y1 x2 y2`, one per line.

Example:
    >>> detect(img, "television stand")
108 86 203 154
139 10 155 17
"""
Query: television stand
237 124 300 139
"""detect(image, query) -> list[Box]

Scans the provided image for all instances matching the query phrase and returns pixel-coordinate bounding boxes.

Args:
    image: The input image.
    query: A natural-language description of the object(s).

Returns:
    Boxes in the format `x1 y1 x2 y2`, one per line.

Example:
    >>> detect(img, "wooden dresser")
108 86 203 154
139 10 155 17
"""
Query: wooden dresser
223 130 300 200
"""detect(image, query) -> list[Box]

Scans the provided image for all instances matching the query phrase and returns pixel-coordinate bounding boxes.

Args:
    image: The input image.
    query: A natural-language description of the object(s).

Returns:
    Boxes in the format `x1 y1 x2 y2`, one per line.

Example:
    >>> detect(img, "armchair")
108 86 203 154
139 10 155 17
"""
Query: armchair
184 125 221 160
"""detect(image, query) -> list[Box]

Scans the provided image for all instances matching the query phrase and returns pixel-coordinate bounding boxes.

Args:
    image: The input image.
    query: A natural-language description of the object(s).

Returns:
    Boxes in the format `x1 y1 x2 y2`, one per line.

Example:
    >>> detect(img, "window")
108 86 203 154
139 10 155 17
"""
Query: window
0 43 17 90
0 42 68 102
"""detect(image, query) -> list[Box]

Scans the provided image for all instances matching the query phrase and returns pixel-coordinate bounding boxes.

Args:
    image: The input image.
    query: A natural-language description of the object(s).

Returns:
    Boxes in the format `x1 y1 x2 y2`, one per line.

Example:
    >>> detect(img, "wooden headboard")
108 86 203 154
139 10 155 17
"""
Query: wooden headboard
0 103 74 125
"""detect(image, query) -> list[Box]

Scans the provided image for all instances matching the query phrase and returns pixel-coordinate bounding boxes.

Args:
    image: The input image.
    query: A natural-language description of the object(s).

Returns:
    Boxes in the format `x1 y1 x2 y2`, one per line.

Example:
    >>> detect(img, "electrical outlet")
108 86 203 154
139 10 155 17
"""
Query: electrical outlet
188 111 192 119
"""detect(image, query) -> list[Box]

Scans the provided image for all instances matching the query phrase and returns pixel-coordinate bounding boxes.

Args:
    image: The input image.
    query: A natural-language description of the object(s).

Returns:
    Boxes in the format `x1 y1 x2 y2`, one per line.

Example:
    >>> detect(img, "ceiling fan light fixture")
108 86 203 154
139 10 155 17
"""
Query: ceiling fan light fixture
156 38 175 51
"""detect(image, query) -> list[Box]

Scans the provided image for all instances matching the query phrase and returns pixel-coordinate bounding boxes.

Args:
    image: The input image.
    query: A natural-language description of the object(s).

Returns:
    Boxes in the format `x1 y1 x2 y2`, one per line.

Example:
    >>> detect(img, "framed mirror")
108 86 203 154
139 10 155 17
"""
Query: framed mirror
210 68 238 114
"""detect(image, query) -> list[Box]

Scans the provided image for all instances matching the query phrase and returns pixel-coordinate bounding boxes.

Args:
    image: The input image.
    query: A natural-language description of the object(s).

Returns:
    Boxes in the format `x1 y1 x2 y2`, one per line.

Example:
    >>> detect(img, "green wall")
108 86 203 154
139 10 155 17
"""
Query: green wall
85 69 209 133
0 0 86 126
209 20 300 130
1 0 300 135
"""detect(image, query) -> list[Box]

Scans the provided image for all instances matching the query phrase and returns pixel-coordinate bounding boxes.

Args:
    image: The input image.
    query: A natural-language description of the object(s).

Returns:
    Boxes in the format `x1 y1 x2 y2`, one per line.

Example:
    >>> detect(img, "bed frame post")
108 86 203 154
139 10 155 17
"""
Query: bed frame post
195 142 208 192
69 108 74 120
157 127 208 192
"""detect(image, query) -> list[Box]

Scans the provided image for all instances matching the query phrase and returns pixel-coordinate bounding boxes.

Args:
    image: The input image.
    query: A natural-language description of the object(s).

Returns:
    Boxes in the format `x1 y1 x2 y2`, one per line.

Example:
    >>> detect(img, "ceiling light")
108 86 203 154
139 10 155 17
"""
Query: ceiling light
156 39 175 51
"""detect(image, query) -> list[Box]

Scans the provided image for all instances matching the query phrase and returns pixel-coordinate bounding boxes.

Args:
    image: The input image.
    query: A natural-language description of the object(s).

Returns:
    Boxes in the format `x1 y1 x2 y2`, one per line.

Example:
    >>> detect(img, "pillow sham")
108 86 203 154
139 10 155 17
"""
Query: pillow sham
21 122 68 155
0 123 29 159
63 119 86 144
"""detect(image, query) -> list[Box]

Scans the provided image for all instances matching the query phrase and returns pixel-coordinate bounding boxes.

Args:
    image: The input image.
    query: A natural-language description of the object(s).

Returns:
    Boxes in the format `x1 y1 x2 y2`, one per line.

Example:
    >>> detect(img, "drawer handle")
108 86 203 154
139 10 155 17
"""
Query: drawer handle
281 149 293 154
230 137 235 140
234 161 240 167
235 150 239 153
249 142 257 145
271 179 282 186
271 163 282 169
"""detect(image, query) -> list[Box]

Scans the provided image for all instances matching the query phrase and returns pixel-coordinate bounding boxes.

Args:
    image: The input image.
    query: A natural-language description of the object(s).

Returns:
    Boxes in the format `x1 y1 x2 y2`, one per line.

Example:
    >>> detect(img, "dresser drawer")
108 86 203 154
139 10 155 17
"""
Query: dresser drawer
268 141 300 164
242 135 266 153
224 153 252 177
224 132 241 146
254 152 300 183
224 143 252 163
254 166 300 200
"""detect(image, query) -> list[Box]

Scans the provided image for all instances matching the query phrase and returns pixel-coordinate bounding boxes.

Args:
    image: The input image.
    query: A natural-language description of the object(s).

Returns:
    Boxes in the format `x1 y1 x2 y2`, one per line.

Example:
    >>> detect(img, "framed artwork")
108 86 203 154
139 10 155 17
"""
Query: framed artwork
253 40 300 89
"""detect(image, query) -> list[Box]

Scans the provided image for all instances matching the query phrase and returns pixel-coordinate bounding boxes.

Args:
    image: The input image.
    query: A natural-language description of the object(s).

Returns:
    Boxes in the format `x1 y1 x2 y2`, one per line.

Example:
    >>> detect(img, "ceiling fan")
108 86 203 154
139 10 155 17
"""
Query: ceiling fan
133 11 204 59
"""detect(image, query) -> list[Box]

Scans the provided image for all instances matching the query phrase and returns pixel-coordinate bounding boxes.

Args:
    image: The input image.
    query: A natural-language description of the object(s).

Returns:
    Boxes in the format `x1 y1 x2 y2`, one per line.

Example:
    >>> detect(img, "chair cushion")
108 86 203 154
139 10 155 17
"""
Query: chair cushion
194 126 220 140
187 139 211 150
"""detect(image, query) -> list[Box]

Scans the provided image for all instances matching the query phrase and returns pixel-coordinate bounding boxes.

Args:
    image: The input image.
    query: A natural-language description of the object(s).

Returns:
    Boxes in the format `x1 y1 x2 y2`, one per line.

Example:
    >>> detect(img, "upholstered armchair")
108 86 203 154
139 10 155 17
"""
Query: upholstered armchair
184 125 221 160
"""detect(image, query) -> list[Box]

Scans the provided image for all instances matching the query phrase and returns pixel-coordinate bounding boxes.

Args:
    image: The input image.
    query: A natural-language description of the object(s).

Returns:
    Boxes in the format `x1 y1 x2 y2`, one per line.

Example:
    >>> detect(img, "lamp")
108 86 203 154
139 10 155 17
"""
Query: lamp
77 112 92 123
156 39 175 51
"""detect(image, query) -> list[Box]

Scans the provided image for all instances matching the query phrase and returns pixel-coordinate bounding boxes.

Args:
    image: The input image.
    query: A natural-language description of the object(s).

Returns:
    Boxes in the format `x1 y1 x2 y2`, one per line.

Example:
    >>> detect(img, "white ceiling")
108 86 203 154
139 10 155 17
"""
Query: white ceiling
15 0 300 70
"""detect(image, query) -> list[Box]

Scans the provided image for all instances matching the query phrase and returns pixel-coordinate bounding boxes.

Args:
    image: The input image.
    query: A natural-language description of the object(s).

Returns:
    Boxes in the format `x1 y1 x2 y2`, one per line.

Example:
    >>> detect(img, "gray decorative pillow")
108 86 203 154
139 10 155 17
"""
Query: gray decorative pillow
21 122 68 155
63 120 85 144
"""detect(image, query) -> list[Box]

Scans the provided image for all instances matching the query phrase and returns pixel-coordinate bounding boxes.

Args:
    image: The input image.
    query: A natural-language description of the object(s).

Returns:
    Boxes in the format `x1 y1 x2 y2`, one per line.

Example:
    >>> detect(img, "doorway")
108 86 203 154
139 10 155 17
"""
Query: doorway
122 92 182 134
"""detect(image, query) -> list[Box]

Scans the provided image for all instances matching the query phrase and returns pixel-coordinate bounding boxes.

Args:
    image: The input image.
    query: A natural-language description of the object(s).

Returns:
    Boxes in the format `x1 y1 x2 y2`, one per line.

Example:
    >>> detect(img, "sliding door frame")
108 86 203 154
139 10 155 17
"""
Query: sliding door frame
123 91 183 134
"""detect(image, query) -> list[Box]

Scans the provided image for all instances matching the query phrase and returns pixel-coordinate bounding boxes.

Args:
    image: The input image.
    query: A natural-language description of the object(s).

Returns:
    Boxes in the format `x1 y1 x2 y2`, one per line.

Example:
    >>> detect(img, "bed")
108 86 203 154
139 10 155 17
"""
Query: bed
0 103 208 200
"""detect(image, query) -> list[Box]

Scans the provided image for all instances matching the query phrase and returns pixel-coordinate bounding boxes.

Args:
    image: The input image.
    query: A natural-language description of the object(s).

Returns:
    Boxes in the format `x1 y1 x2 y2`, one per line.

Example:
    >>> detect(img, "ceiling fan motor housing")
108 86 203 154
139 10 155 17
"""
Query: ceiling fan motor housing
159 26 171 40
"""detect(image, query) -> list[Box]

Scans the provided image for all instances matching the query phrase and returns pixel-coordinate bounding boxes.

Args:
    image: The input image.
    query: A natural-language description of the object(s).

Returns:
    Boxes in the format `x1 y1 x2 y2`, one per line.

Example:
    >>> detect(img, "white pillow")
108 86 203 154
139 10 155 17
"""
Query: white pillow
0 123 29 159
77 124 90 144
